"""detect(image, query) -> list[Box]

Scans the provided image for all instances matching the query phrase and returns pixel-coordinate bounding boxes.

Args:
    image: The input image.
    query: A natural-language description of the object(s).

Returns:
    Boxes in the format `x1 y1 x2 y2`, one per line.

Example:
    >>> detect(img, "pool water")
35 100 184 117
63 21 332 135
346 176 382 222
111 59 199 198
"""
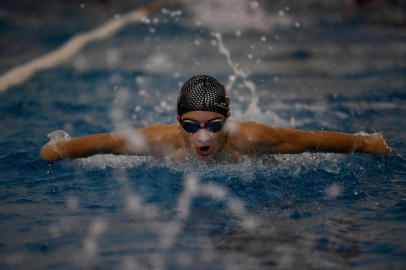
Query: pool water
0 1 405 269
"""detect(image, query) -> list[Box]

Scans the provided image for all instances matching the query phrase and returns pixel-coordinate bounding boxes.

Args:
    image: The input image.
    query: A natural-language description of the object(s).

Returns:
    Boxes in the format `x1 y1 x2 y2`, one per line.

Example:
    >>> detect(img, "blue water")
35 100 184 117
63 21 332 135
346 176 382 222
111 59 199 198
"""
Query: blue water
1 1 406 269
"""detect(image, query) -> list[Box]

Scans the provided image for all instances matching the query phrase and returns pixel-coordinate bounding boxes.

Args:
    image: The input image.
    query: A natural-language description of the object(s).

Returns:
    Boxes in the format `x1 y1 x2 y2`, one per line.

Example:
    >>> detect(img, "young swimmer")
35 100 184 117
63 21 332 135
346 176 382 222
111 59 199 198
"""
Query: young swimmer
39 75 392 162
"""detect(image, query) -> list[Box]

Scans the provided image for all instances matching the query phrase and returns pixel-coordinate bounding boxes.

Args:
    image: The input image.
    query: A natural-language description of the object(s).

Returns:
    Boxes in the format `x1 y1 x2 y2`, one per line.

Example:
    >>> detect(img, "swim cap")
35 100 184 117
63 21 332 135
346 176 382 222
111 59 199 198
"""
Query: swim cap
177 75 230 118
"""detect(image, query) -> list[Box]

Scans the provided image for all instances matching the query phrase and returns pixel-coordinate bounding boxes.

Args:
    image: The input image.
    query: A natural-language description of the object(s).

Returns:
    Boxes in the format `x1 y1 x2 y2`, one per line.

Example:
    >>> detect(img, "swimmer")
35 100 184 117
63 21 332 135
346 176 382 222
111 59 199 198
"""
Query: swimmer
39 75 392 162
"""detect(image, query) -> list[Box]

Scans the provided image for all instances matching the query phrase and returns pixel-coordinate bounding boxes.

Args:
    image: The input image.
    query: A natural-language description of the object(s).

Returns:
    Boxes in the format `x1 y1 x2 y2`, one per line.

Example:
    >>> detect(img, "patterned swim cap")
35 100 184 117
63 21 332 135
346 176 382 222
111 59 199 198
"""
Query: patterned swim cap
177 75 230 118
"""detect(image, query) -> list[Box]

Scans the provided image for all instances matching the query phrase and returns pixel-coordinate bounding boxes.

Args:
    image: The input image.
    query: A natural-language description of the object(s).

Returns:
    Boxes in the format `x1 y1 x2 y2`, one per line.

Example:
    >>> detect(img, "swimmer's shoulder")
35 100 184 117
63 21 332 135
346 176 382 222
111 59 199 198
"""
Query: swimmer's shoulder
139 123 181 142
132 123 186 159
140 123 178 132
140 123 186 149
226 120 278 142
224 120 282 157
223 120 262 157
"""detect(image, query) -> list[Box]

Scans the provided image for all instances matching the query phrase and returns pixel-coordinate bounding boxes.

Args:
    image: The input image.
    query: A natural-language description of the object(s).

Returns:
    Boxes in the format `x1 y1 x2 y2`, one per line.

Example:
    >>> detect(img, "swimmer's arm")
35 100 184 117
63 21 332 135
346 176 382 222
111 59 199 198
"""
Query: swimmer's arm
39 133 137 161
39 125 180 161
241 123 392 157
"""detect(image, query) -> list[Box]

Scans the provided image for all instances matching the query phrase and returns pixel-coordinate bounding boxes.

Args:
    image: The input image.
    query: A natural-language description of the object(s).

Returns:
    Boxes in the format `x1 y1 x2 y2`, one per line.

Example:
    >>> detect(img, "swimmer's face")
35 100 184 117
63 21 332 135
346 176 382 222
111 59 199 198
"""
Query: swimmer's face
179 111 227 160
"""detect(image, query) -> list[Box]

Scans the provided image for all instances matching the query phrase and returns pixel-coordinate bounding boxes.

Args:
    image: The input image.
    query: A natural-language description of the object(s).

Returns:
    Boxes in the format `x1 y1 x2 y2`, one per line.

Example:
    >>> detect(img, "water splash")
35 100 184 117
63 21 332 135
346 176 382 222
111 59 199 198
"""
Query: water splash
75 218 108 269
47 130 71 143
324 183 342 199
111 173 260 269
214 32 286 125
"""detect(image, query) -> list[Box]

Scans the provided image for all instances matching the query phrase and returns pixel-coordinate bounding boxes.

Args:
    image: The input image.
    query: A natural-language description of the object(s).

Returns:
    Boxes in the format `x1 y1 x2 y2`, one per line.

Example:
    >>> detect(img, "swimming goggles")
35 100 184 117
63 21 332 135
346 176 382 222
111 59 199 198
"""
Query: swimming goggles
179 118 227 133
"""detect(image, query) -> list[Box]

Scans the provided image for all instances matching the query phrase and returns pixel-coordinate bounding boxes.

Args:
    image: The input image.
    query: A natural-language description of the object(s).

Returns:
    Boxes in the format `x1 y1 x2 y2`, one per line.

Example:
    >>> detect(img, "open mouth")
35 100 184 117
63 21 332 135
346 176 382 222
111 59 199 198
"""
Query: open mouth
197 146 211 156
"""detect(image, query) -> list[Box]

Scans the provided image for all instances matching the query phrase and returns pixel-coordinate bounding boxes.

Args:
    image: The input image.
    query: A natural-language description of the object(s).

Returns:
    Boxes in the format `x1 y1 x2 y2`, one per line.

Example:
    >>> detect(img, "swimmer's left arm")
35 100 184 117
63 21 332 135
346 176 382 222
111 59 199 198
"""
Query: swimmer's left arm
270 128 392 157
239 123 392 157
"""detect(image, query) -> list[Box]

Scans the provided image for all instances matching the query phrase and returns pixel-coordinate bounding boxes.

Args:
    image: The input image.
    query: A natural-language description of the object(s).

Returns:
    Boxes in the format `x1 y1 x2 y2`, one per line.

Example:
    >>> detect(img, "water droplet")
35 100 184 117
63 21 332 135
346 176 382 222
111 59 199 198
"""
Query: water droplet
72 55 88 71
324 183 342 199
47 130 71 143
250 1 259 9
106 49 121 67
170 10 182 17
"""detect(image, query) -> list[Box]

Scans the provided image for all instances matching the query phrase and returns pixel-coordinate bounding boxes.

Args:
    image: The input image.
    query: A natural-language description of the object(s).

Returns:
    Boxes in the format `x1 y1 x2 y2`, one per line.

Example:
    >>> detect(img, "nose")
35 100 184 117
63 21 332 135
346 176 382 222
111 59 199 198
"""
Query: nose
196 128 211 144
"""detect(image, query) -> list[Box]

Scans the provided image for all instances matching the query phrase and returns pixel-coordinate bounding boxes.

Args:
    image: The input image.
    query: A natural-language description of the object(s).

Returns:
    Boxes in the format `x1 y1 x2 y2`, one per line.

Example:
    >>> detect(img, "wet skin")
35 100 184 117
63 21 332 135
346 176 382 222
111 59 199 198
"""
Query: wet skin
39 111 392 162
178 111 227 161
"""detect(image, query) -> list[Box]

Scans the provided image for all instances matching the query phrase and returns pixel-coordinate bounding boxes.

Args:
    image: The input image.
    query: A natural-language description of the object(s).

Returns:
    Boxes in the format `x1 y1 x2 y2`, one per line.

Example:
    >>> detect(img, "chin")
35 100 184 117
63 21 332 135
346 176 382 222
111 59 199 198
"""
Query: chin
193 151 215 160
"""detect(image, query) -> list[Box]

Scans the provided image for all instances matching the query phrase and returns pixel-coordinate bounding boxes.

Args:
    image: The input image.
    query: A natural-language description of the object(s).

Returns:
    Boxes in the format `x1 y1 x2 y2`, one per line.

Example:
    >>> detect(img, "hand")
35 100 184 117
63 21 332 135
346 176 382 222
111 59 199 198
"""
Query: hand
39 142 64 162
363 133 392 157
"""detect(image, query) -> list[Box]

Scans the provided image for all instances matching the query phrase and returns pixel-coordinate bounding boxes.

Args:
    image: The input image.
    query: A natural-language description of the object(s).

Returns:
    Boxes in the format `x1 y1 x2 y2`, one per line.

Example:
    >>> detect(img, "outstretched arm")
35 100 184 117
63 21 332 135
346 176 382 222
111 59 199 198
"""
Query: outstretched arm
39 124 181 162
230 122 392 157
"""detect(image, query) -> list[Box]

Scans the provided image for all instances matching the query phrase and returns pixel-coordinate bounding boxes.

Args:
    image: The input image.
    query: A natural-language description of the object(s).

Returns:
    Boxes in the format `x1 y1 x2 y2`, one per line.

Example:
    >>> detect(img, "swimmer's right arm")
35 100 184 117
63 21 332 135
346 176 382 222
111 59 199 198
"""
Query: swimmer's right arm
39 133 133 161
39 124 180 162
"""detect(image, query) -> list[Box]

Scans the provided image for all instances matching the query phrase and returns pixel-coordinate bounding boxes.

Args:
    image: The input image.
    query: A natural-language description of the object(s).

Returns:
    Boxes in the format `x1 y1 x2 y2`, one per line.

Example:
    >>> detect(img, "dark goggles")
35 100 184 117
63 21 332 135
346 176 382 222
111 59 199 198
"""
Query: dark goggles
179 118 227 133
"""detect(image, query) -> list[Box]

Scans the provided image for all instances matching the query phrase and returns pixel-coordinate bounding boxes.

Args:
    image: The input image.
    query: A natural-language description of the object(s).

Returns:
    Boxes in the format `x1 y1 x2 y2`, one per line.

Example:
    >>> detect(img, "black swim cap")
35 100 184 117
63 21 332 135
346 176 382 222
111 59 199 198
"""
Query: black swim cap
177 75 230 118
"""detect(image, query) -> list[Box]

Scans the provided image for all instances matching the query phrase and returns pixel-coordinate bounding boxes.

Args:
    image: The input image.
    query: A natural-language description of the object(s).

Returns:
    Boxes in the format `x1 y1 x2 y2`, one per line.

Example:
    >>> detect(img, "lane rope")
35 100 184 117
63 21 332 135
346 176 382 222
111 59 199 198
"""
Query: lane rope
0 1 166 93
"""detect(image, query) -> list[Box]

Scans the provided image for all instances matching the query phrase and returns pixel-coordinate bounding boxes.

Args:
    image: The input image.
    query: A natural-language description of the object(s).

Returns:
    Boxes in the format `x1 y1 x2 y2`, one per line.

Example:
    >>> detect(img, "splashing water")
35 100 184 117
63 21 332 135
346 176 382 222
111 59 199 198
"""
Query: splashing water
214 32 286 125
47 130 71 143
0 1 405 269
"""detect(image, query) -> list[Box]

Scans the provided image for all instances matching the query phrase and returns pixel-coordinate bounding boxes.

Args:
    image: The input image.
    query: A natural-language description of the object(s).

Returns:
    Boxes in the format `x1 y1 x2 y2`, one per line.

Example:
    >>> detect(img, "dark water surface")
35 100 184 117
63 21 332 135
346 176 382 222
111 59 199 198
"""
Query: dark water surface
0 1 405 269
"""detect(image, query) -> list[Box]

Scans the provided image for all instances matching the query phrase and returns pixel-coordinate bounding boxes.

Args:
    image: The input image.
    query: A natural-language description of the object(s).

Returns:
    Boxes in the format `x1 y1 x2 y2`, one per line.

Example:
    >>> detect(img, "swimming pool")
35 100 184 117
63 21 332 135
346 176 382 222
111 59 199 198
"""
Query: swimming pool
0 1 405 269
